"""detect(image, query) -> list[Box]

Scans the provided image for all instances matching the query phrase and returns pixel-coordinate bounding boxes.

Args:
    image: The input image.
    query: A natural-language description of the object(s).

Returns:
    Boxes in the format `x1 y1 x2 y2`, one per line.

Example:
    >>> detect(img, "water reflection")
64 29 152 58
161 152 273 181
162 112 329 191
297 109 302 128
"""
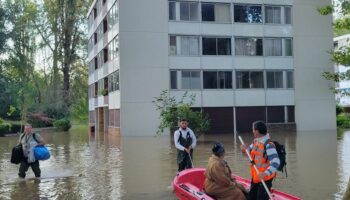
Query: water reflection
0 126 348 200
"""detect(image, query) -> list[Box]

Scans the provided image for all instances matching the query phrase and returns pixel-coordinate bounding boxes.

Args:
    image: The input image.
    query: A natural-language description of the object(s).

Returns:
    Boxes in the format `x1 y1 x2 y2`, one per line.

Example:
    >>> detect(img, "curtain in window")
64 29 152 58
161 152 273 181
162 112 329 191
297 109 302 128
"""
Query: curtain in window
265 7 281 23
180 2 190 20
235 38 247 55
215 4 230 22
181 37 190 56
285 7 292 24
191 71 201 89
190 3 199 21
189 37 199 55
265 39 282 56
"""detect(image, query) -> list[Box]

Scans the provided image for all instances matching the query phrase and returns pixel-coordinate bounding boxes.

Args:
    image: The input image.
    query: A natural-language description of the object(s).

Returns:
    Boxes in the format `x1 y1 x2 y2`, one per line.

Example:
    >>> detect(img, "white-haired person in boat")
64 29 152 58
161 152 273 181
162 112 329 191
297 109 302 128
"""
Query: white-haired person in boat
174 118 197 172
204 142 247 200
240 121 280 200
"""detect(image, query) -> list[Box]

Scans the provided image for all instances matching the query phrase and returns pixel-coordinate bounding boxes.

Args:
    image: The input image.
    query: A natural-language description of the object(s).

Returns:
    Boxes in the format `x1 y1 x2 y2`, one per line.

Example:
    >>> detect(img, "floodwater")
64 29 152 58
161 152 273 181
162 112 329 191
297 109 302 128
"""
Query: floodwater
0 125 347 200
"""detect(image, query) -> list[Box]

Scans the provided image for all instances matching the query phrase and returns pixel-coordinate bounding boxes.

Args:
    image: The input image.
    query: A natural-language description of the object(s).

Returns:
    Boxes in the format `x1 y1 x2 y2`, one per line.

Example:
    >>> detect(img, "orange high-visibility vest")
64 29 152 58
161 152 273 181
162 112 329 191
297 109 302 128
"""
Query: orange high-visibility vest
250 141 276 183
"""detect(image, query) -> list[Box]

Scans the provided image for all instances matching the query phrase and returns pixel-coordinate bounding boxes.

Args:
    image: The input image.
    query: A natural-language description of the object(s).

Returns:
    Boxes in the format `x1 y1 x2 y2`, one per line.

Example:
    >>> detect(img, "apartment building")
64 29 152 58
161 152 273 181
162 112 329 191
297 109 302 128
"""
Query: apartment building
88 0 336 136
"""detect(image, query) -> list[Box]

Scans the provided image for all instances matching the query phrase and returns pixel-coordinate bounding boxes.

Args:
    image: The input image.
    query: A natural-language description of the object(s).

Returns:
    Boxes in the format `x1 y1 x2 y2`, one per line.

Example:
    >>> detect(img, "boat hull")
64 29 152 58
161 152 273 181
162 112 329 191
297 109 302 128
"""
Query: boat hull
173 168 301 200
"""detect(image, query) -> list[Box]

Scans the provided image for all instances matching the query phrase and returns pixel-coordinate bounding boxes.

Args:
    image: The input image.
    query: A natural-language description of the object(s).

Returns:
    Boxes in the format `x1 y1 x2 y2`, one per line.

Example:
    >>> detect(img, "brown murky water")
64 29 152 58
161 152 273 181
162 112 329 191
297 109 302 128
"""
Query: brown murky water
0 125 346 200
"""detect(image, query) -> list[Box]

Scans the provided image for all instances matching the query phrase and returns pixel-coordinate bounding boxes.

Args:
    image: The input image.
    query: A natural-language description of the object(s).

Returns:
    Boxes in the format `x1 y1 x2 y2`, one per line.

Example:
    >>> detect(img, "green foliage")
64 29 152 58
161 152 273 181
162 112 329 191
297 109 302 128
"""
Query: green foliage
53 118 72 131
337 114 350 128
7 105 16 117
336 104 344 115
152 90 210 136
70 98 88 122
317 5 333 15
0 122 11 137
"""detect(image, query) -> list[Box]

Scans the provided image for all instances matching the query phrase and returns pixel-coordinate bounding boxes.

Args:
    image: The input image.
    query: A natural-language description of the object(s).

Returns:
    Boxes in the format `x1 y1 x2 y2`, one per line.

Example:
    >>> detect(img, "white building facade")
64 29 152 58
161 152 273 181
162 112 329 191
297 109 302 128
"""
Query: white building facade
334 34 350 107
88 0 336 136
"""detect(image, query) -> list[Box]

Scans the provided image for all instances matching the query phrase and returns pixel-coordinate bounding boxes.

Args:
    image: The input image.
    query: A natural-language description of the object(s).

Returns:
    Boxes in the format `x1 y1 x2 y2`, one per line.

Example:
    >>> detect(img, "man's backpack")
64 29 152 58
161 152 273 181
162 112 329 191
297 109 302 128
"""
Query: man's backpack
264 140 287 177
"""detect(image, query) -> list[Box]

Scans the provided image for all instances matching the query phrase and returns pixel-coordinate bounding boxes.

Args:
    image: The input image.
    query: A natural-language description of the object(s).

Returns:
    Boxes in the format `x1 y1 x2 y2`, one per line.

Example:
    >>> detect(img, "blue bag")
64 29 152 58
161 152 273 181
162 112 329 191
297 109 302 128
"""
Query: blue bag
33 146 50 161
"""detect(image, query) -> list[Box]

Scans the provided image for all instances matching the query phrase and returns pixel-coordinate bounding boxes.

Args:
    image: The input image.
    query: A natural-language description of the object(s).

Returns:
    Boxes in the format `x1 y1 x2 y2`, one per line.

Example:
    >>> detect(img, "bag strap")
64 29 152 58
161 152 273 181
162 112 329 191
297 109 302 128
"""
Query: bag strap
178 130 183 143
19 133 25 143
33 133 39 143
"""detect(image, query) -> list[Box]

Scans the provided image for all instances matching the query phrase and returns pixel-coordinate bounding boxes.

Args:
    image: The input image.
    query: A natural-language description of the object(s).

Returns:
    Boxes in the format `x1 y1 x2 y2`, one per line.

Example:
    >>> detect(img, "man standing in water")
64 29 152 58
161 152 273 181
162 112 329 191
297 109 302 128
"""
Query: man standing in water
18 123 45 178
240 121 280 200
174 118 197 172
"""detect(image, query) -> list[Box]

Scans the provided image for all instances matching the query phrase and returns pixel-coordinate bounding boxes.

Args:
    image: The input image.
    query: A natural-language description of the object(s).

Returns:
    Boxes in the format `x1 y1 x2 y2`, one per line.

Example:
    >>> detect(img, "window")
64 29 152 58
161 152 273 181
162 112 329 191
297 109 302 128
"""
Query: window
267 71 283 88
94 57 98 69
203 71 232 89
265 6 281 24
93 7 97 19
264 38 282 56
108 2 118 29
284 38 293 56
180 2 199 21
236 71 264 89
235 38 263 56
170 71 178 89
234 5 262 23
203 37 231 55
108 36 119 60
103 48 108 63
284 7 292 24
94 33 97 44
202 3 230 23
95 82 98 97
103 18 108 33
169 1 176 20
286 71 294 88
170 36 199 56
108 70 120 92
169 36 177 55
181 71 200 89
181 36 199 56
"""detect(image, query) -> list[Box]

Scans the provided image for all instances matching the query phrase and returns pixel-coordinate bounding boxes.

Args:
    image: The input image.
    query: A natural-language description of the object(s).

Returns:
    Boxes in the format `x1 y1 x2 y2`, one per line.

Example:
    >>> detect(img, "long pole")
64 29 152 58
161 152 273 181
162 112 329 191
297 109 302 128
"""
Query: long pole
238 136 274 200
187 151 194 168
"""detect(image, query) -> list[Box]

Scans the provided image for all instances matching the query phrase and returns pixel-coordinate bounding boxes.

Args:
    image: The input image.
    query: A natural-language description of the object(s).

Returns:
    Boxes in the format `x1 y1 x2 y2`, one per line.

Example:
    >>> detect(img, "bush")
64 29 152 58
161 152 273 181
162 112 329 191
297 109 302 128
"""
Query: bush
10 124 23 133
336 105 344 115
0 122 11 137
27 112 53 128
53 118 72 131
337 114 350 128
153 90 210 136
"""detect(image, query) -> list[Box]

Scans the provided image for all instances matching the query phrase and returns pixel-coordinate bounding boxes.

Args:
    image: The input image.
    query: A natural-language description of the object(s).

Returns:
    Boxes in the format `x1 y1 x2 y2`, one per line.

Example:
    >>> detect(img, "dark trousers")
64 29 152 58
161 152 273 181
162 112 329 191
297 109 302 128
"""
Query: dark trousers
18 159 41 178
177 151 193 172
248 179 273 200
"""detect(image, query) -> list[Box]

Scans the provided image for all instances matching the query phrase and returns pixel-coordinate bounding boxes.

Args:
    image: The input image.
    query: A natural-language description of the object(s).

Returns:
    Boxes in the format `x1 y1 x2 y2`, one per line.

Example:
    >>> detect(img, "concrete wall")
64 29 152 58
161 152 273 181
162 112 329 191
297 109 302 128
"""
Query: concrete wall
293 0 336 130
119 0 169 135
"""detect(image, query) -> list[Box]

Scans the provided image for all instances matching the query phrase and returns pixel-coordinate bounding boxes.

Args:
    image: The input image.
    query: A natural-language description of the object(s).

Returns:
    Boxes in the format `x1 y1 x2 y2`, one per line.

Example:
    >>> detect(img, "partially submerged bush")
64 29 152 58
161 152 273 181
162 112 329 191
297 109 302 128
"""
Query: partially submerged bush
27 112 53 128
0 122 11 137
53 118 71 131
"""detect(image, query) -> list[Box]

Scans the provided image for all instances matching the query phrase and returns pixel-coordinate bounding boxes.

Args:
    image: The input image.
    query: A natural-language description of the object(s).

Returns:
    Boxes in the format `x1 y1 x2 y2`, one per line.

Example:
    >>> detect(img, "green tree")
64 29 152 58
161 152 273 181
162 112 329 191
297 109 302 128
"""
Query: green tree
319 1 350 96
153 90 210 136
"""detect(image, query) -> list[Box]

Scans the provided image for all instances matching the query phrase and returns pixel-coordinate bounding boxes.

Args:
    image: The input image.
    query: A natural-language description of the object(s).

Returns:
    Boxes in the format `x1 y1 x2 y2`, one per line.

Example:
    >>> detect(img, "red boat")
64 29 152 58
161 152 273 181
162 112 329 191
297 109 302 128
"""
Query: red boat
173 168 301 200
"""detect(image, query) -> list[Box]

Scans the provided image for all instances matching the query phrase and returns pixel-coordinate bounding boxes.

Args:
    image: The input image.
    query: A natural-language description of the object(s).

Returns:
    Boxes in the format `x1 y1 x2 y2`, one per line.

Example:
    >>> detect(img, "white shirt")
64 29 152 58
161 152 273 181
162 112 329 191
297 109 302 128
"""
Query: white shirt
174 128 197 151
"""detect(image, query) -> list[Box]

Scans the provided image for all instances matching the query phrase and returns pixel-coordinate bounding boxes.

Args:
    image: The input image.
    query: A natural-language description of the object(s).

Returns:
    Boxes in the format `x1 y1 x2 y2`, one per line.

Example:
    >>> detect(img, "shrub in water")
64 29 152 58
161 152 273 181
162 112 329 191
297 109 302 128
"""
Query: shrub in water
0 123 11 137
27 112 53 128
53 118 71 131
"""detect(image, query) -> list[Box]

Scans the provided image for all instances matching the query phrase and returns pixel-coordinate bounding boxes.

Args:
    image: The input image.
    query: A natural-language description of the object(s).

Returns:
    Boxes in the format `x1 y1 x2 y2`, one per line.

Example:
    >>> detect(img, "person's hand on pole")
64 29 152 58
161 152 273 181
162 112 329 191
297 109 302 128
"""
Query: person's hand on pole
258 172 267 180
240 144 247 154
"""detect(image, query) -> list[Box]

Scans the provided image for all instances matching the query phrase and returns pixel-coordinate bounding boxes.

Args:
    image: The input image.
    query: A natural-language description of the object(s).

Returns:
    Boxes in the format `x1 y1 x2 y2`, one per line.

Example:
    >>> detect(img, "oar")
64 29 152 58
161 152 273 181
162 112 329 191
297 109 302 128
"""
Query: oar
238 136 274 200
187 150 194 168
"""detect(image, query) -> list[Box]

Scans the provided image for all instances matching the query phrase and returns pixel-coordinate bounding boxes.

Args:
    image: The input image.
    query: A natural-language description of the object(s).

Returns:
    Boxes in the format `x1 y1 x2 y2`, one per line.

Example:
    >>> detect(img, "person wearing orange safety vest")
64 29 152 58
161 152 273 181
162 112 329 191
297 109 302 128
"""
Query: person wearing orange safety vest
240 121 280 200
